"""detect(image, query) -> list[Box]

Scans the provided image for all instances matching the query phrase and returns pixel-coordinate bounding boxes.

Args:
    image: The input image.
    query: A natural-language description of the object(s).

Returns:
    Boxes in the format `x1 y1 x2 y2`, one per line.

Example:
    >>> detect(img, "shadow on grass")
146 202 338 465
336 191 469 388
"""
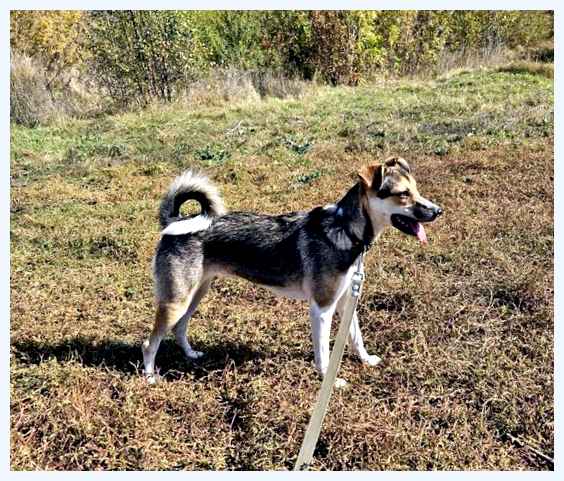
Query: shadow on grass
11 336 267 380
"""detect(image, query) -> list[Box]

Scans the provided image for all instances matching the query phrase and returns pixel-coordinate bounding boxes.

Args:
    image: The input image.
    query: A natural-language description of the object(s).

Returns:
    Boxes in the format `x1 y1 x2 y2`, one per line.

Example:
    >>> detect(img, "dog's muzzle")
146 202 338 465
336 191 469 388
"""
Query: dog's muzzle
391 200 442 245
413 202 443 222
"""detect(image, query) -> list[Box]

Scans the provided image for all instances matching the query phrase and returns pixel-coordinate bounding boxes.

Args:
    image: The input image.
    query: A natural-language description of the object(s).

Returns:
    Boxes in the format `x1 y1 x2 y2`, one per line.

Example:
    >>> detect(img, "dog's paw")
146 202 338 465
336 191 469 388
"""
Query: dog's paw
186 350 204 360
362 354 382 367
335 378 348 389
145 373 158 385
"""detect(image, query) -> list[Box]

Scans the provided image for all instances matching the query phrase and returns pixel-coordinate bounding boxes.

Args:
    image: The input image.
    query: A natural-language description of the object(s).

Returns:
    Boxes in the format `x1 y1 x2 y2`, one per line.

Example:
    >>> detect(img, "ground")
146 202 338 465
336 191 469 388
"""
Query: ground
10 67 553 470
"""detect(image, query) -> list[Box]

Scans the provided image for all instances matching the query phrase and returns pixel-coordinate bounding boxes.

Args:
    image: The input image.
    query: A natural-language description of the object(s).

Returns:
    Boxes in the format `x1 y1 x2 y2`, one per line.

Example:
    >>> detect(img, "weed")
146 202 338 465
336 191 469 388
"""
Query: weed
195 145 230 165
295 170 322 186
285 137 313 155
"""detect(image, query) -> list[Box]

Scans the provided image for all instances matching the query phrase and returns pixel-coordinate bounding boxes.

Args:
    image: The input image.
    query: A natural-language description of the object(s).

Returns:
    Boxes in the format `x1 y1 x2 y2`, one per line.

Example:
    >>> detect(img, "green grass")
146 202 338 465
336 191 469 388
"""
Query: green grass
10 66 553 470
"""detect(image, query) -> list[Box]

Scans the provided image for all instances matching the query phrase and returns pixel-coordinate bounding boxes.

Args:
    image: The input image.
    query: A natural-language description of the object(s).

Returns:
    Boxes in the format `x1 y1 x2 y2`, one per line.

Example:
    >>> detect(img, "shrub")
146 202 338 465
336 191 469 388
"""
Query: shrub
192 11 271 70
10 11 88 80
10 11 103 126
259 11 315 79
364 11 553 76
308 11 361 85
87 11 208 106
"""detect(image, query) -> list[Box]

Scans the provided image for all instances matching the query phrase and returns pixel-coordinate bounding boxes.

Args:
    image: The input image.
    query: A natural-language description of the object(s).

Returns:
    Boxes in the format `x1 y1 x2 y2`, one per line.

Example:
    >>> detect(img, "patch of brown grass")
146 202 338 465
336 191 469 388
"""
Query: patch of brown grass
155 68 309 112
497 61 554 79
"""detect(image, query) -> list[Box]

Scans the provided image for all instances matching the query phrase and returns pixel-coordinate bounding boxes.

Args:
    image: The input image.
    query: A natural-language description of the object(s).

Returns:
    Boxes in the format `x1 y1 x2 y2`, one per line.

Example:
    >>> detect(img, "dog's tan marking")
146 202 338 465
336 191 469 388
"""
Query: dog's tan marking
155 301 191 332
358 164 383 190
312 277 342 308
384 156 411 173
388 175 418 206
142 299 192 382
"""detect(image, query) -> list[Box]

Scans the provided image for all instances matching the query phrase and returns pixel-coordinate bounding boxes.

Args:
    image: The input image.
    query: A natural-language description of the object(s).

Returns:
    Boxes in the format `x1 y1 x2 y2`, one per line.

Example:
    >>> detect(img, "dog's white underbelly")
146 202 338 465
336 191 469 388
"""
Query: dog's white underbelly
262 263 360 303
264 283 308 300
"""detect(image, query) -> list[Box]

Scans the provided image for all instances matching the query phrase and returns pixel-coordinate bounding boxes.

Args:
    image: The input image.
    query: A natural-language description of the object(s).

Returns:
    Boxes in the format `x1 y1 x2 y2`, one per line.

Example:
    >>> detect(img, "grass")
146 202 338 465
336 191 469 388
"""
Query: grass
497 61 554 79
10 65 554 470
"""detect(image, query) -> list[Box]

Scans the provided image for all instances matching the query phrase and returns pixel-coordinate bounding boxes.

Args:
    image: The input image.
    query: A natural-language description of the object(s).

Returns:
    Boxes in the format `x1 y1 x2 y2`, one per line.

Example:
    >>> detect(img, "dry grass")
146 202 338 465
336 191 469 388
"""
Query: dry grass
433 46 514 79
150 68 310 113
497 61 553 79
10 54 309 127
10 52 106 127
10 66 553 470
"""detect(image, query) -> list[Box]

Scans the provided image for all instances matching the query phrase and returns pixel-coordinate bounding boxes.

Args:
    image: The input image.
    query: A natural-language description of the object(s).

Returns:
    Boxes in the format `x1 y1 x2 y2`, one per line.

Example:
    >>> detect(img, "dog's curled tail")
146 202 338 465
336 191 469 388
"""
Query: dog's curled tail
159 170 226 229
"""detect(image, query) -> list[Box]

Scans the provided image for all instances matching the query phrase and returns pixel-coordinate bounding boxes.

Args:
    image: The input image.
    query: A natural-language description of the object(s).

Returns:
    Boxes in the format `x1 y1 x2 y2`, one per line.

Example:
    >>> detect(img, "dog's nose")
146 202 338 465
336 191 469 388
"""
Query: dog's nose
436 207 443 217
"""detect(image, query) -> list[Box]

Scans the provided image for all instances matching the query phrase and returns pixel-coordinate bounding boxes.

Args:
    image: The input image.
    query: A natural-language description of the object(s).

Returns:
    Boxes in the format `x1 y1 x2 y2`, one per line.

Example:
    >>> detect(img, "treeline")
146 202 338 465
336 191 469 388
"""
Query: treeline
10 11 552 123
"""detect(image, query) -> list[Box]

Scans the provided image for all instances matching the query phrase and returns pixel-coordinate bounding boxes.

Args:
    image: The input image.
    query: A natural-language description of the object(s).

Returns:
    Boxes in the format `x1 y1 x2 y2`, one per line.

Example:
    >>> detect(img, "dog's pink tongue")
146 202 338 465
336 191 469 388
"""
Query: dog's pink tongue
415 222 428 245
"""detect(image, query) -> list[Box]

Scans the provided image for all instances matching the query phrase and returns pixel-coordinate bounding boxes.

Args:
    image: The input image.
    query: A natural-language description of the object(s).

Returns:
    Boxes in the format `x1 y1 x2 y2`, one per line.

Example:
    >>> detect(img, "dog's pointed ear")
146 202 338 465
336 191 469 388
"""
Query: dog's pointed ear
358 164 384 191
384 156 411 174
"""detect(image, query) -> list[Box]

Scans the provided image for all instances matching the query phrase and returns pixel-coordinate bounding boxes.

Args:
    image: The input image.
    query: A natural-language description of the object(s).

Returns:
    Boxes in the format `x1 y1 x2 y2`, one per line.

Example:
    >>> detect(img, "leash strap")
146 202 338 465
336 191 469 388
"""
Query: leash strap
294 252 365 471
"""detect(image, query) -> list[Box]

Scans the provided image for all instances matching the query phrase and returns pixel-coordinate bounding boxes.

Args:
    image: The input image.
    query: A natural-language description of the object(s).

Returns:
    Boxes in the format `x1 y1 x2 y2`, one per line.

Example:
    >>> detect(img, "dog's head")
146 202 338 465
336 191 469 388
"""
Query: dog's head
358 157 442 244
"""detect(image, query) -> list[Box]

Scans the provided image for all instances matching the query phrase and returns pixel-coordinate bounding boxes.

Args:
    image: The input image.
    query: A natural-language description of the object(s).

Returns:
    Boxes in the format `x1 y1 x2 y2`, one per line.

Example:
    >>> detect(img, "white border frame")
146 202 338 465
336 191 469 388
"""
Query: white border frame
3 2 559 479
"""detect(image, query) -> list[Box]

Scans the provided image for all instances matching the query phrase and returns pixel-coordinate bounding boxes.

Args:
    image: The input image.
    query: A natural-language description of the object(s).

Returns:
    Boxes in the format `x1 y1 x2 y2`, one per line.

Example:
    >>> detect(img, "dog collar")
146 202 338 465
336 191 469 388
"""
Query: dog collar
343 224 373 252
332 200 373 252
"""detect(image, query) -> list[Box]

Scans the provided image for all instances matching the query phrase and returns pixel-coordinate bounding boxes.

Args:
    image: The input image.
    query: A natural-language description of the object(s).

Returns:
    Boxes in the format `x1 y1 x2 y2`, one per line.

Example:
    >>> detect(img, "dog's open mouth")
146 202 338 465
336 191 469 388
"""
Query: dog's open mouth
391 214 428 244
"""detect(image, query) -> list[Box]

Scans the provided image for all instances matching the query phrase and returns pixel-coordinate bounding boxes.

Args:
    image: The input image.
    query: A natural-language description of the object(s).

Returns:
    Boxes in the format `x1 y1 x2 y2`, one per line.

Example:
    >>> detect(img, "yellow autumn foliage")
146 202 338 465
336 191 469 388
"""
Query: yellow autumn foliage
10 11 87 72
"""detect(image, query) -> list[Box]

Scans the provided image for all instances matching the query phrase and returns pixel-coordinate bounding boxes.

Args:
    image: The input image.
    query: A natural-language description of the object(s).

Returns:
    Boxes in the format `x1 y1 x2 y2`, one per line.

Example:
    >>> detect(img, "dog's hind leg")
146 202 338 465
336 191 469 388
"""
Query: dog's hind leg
173 279 212 360
142 298 191 384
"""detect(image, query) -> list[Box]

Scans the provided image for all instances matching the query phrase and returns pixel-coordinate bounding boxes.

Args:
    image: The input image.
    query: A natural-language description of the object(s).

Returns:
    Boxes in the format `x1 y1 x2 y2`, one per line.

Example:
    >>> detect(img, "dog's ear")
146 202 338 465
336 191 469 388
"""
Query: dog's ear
358 164 384 191
384 156 411 174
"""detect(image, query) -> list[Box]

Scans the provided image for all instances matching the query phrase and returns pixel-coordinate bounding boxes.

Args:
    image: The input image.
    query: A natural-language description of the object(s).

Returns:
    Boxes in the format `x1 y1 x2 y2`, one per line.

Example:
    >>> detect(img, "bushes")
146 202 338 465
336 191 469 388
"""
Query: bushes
359 11 553 77
10 11 88 79
10 11 102 126
308 11 361 85
194 11 271 70
88 11 207 106
10 10 553 124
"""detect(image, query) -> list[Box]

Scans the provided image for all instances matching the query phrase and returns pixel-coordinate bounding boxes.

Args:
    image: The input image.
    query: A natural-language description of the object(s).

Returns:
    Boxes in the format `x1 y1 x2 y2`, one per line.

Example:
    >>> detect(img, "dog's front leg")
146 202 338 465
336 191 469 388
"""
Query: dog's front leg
309 301 333 376
336 295 381 367
348 310 381 366
309 301 348 388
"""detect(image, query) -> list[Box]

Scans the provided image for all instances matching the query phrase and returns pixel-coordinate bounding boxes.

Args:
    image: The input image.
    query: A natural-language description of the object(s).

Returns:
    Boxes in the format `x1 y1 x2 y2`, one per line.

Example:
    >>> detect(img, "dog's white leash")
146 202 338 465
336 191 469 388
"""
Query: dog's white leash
294 251 365 471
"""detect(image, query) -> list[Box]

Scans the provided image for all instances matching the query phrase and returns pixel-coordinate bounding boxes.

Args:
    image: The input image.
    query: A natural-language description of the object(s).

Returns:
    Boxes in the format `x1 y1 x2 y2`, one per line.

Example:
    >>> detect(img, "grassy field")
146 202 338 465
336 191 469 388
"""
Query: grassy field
10 66 554 470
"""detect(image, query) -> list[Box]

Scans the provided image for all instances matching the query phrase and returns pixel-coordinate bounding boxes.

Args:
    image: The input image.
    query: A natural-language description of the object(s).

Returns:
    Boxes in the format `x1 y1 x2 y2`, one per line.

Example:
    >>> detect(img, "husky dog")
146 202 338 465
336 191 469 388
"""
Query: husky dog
142 157 442 385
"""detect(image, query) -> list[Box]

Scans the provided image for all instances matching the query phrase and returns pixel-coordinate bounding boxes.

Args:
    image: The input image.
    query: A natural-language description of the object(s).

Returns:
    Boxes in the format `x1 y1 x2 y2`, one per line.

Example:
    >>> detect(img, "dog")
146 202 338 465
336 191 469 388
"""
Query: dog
142 156 442 385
